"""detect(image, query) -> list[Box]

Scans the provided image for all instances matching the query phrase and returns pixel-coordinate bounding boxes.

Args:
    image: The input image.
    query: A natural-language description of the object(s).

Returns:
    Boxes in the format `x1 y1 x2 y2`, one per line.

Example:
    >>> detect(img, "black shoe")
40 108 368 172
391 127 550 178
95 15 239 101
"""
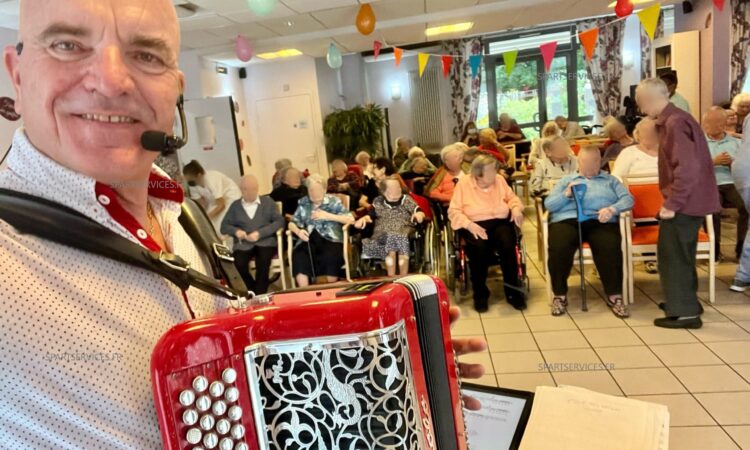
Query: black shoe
474 299 489 313
654 316 703 329
508 298 527 311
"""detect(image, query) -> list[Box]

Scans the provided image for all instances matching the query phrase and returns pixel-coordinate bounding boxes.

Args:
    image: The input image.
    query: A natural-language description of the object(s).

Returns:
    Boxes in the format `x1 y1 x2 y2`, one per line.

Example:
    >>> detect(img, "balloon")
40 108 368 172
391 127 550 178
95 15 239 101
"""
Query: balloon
235 35 253 62
615 0 634 18
247 0 275 16
326 43 343 69
355 4 376 36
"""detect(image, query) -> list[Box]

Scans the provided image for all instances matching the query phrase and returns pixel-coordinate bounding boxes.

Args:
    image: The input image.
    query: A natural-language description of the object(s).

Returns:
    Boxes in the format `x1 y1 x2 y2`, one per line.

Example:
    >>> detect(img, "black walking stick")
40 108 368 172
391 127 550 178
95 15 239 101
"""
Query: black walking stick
306 239 317 283
571 184 595 312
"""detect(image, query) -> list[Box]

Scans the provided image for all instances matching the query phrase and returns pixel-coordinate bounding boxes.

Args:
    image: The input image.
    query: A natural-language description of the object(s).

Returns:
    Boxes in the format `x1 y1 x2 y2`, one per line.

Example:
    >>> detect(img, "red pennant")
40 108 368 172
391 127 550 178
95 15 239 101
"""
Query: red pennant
578 28 599 61
539 41 558 72
373 40 382 60
441 55 453 78
713 0 725 11
394 47 403 67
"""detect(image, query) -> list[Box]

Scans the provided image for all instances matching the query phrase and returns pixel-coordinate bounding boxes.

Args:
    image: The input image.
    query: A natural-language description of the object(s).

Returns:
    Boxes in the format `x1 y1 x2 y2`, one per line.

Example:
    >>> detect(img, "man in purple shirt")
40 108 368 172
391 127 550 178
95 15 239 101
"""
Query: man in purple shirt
636 79 721 329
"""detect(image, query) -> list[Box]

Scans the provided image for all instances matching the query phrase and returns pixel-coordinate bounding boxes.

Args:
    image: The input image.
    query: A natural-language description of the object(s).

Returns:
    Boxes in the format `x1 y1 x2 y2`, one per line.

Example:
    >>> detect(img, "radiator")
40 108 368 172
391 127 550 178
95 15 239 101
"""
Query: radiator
409 67 444 150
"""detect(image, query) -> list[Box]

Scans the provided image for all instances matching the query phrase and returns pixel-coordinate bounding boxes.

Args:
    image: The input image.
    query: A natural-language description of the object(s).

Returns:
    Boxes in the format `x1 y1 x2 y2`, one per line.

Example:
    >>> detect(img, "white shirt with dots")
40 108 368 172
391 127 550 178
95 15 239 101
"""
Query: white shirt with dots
0 129 224 449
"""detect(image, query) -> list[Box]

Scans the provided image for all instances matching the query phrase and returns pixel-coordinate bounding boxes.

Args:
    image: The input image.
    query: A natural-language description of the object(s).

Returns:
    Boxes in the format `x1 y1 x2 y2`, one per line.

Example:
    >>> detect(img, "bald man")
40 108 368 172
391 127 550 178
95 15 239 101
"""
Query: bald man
220 174 283 295
704 107 746 260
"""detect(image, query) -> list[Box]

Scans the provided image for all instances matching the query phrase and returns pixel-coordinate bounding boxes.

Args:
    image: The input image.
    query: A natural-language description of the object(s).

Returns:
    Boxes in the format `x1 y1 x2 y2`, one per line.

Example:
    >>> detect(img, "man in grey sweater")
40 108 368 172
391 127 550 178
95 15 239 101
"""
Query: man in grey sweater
221 175 284 294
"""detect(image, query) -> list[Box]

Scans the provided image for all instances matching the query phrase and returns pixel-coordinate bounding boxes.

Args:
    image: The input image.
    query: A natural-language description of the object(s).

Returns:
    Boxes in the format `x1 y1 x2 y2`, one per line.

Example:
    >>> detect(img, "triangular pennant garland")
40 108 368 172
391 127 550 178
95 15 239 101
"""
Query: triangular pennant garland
441 55 453 78
418 53 430 77
713 0 725 12
394 47 403 67
373 40 382 60
578 27 599 61
502 50 518 76
469 54 482 78
539 41 558 72
637 3 662 41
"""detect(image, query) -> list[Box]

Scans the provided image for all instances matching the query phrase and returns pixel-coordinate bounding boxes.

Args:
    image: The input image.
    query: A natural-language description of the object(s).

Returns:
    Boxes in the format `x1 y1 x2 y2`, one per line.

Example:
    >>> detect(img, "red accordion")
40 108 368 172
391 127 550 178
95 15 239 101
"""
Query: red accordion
152 275 468 450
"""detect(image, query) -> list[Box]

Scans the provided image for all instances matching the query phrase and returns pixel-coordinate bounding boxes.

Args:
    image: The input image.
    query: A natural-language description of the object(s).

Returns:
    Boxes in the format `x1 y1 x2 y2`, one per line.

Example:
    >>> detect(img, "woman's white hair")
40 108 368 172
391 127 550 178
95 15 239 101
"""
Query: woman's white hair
440 143 466 162
636 78 670 100
633 117 656 142
470 154 500 178
732 92 750 110
355 151 370 164
407 147 425 159
305 173 327 190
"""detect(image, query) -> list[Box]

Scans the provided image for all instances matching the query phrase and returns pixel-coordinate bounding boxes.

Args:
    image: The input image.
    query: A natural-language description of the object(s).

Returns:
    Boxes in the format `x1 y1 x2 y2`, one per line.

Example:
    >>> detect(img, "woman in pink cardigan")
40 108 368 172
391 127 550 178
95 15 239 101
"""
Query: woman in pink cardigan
449 155 526 312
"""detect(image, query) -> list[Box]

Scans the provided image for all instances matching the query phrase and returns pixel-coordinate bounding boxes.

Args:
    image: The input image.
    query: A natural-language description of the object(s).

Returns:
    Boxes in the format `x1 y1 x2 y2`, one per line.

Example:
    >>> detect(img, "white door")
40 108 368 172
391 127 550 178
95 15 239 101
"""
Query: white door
255 94 325 185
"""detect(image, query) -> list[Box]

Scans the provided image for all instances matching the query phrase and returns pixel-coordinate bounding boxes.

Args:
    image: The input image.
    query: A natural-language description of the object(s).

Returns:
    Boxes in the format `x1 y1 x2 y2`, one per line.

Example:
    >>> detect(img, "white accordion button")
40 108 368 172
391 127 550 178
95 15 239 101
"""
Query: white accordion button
203 432 219 449
224 387 239 403
235 443 249 450
179 389 196 407
219 438 234 450
182 409 199 426
222 368 237 384
227 405 242 421
195 395 211 412
216 419 231 435
193 376 209 393
192 447 205 450
200 414 216 431
212 400 227 416
186 428 202 445
230 424 245 440
209 381 225 398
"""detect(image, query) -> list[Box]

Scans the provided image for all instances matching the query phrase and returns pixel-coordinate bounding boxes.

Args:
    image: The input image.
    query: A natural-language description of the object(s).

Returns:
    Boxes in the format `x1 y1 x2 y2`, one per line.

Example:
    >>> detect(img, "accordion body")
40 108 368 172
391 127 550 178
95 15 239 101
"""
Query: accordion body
152 275 468 450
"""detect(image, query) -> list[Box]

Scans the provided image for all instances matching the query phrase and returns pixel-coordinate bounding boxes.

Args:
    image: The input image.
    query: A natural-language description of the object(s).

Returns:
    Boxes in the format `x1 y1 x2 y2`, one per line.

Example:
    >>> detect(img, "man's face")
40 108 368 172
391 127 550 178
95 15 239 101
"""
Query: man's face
4 0 184 185
241 176 259 202
703 111 727 136
499 114 511 127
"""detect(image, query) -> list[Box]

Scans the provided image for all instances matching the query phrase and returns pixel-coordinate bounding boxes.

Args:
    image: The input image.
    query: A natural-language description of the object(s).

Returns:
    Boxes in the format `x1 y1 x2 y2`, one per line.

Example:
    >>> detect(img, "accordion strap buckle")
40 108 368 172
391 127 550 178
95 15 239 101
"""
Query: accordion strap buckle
158 251 190 272
212 243 235 262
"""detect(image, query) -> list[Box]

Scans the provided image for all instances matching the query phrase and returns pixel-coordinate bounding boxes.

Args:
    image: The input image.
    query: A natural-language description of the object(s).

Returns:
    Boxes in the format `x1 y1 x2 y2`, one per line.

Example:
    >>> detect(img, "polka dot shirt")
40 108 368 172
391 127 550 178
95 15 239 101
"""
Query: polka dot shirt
0 129 225 448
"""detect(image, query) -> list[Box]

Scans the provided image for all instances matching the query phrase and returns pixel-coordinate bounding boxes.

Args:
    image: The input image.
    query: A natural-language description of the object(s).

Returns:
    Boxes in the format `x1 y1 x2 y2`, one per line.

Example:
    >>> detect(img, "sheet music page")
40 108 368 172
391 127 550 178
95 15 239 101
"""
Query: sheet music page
519 386 670 450
462 389 529 450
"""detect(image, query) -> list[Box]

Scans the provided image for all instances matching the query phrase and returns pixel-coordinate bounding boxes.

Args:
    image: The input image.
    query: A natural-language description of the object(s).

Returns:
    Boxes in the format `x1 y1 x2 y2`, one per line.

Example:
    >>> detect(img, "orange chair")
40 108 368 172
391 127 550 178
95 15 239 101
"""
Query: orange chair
623 176 715 304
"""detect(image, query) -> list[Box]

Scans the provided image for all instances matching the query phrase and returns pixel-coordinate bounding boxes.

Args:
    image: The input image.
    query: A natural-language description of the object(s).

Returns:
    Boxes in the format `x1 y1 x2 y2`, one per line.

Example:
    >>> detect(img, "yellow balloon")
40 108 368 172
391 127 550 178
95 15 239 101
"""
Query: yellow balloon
356 4 376 36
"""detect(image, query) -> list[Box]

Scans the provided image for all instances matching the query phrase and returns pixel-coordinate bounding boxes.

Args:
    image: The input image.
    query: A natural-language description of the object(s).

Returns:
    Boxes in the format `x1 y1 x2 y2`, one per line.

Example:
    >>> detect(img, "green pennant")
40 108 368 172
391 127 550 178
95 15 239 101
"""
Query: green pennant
503 50 518 76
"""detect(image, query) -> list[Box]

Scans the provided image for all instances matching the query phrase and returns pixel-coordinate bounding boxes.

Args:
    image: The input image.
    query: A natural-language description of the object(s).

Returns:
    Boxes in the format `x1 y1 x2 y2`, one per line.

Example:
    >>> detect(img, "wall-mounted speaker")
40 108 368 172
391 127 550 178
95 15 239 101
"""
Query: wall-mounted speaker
682 0 694 14
239 68 247 79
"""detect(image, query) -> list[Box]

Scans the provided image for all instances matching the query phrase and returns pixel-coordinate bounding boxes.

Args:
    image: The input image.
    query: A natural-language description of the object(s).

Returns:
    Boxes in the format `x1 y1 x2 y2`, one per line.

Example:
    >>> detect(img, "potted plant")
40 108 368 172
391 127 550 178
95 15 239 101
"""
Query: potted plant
323 104 385 161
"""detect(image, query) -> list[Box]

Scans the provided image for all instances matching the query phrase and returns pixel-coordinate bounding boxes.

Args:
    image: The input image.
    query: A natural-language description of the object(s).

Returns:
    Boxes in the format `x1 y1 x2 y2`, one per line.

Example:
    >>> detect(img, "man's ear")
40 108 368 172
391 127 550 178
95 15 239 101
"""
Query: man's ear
3 44 23 116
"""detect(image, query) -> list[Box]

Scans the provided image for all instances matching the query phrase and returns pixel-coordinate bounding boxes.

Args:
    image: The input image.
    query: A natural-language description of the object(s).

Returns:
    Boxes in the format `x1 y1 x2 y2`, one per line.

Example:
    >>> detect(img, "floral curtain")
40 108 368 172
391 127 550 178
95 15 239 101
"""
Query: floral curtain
730 0 750 98
442 38 483 141
640 14 665 80
577 17 626 118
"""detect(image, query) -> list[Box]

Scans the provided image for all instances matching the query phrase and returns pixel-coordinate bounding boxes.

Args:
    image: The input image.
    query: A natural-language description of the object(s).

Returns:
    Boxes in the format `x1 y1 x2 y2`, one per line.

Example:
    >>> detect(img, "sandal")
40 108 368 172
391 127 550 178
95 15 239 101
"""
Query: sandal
551 296 568 316
606 296 630 318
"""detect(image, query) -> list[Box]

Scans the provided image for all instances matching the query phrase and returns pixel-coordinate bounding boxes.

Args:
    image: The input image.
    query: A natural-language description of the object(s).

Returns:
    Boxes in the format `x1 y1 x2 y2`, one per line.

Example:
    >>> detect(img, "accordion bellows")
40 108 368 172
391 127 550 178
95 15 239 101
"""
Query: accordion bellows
152 275 468 450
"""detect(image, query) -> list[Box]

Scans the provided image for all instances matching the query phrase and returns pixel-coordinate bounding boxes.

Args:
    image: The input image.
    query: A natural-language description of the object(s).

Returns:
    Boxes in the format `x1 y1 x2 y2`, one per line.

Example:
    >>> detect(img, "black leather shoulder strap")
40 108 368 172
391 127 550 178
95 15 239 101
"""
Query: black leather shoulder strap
0 188 248 300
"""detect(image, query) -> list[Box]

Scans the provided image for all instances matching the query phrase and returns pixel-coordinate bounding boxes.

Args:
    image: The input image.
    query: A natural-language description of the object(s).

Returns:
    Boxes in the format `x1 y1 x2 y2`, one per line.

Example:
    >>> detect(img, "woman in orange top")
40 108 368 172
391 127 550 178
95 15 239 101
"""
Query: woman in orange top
449 154 526 312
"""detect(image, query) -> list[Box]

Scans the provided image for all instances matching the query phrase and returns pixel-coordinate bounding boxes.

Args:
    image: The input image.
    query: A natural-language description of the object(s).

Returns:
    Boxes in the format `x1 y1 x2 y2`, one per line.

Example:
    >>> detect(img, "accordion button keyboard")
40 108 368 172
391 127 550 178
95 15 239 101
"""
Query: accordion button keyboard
182 409 199 426
222 368 237 384
234 442 248 450
224 387 239 403
219 437 234 450
185 428 202 445
199 414 216 431
215 418 231 435
209 381 225 398
230 424 245 440
212 400 227 416
202 432 218 449
195 395 211 412
179 389 196 407
227 405 242 421
193 376 209 393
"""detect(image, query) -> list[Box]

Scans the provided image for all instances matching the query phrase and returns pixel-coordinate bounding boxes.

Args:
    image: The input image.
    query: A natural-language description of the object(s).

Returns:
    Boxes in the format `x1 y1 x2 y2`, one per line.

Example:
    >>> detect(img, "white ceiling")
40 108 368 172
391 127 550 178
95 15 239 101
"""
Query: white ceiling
0 0 679 66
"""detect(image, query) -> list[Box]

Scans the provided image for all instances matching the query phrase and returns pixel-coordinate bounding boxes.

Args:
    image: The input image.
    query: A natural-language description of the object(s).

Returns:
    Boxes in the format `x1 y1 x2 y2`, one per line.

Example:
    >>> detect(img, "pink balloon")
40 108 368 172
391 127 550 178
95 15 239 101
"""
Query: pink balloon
235 35 253 62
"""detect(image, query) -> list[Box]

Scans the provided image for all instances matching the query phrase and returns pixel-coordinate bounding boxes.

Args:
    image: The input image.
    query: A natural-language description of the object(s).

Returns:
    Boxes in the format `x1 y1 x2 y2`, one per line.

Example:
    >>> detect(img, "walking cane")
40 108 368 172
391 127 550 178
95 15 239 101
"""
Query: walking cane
571 184 591 312
306 239 317 284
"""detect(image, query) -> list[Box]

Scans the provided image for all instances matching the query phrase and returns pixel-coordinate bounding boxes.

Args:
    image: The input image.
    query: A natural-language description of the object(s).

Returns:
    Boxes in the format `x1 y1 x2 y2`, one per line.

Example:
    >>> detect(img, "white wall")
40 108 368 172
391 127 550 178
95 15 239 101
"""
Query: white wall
364 55 416 153
620 16 643 106
0 27 20 162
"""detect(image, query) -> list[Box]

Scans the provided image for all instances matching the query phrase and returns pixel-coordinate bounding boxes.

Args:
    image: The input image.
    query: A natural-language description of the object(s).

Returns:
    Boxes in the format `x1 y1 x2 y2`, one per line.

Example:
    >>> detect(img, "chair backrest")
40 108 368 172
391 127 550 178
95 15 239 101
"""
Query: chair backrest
504 144 517 168
409 193 433 221
332 193 350 210
625 178 662 221
274 201 283 215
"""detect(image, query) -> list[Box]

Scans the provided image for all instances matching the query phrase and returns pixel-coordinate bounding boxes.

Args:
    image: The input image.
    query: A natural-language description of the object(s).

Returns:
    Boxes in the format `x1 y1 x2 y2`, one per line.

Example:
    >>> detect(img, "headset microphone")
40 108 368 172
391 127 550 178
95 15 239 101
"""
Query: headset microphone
141 95 188 156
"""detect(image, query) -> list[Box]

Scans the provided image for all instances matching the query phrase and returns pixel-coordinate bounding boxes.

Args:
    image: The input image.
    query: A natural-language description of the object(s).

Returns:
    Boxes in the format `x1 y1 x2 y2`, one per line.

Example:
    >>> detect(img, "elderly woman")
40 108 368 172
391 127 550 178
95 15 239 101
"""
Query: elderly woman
270 167 307 218
545 146 634 318
612 118 659 179
601 119 636 169
271 158 293 189
289 174 355 287
725 108 742 139
426 143 467 205
530 136 578 197
355 151 375 179
478 128 510 163
360 157 400 209
731 92 750 134
327 159 363 210
400 156 433 195
461 121 480 147
398 147 437 174
449 155 526 312
393 137 413 169
529 121 561 165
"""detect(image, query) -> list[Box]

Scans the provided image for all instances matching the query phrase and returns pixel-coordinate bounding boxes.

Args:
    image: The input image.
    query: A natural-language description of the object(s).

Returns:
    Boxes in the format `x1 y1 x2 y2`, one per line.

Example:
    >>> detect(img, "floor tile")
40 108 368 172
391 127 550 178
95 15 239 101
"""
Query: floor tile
714 304 750 321
541 348 603 372
522 299 553 316
734 364 750 384
723 426 750 450
671 365 750 393
533 330 590 350
551 370 623 396
450 318 483 336
689 322 750 343
737 321 750 333
495 372 556 392
485 332 538 353
491 350 546 374
705 341 750 364
700 306 732 323
463 374 498 387
570 312 628 330
525 314 577 332
595 345 663 369
458 351 494 374
581 327 642 347
481 316 529 334
694 392 750 425
669 427 740 450
629 394 715 426
631 325 699 345
650 343 724 367
609 368 686 395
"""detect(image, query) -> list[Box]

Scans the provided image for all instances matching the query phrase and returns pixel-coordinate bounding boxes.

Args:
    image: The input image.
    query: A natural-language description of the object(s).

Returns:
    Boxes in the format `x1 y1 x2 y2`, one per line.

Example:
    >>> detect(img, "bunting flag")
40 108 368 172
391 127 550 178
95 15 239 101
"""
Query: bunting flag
502 50 518 76
713 0 725 11
441 55 453 78
578 27 599 61
394 47 403 67
418 53 430 77
637 3 662 40
469 54 482 78
539 41 557 72
373 40 382 60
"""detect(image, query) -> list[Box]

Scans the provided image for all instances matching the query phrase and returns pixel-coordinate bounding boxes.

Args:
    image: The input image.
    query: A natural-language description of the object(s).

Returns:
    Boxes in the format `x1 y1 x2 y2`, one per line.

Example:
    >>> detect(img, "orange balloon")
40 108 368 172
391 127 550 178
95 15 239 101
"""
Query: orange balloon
356 4 376 36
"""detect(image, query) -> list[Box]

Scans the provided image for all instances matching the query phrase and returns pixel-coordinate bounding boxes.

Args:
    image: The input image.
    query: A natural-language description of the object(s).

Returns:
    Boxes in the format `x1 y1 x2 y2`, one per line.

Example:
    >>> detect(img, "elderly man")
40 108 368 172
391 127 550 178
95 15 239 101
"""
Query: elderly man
636 78 721 329
704 107 746 260
495 113 525 142
555 115 585 139
220 174 284 295
0 0 487 446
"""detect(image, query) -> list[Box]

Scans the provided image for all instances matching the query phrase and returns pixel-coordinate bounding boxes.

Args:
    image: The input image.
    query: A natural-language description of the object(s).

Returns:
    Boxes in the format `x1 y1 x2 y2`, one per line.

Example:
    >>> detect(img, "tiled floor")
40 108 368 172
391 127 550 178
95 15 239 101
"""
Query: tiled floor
453 206 750 449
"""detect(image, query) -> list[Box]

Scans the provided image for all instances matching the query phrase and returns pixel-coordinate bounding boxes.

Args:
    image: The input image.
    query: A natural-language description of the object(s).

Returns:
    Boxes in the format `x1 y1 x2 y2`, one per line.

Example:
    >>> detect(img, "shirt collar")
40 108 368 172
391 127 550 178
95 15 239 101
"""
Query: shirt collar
706 132 731 143
242 197 261 207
